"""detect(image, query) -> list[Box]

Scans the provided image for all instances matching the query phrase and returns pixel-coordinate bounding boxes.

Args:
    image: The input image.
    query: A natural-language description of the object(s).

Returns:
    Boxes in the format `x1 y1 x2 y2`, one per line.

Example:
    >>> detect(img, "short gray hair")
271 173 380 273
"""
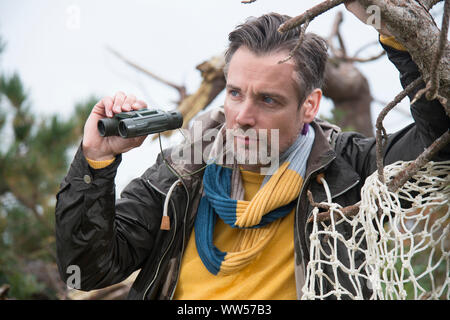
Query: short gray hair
224 12 328 106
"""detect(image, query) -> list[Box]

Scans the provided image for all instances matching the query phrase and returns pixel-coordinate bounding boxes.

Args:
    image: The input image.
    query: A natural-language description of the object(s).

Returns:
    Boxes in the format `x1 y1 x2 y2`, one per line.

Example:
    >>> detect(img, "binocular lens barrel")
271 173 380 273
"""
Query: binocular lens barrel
98 118 120 137
97 109 183 138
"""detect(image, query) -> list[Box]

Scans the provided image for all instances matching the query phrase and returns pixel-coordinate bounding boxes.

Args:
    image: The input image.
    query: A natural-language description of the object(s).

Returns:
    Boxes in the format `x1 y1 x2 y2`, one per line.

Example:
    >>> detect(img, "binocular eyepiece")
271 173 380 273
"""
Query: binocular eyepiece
97 109 183 138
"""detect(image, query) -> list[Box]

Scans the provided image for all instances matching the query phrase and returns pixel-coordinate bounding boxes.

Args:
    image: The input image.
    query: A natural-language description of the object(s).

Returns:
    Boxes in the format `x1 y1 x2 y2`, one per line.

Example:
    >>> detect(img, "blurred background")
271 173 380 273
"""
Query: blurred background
0 0 445 299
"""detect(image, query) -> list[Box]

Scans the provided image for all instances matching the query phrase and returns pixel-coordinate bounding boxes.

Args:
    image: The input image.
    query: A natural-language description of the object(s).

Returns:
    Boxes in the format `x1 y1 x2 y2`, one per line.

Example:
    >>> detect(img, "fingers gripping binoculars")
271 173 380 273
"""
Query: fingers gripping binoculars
98 109 183 138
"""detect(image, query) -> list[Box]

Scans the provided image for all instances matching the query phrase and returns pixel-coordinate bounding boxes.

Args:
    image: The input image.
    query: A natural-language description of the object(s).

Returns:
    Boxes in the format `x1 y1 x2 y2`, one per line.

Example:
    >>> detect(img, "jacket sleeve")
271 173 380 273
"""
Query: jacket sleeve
55 144 163 291
335 37 450 180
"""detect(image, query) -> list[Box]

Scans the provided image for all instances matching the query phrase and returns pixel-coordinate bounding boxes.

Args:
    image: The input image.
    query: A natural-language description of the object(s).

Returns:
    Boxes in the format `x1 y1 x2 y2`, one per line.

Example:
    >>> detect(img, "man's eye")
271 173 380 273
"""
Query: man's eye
263 96 274 104
229 90 239 97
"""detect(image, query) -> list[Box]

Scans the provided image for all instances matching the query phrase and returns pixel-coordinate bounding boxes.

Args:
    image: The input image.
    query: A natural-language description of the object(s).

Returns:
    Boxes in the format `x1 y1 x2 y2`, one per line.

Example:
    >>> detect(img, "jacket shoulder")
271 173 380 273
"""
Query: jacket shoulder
314 117 342 148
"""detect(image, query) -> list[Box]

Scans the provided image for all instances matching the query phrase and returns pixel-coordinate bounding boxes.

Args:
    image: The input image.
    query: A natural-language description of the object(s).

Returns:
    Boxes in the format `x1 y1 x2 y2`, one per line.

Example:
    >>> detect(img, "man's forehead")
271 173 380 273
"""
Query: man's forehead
226 47 298 98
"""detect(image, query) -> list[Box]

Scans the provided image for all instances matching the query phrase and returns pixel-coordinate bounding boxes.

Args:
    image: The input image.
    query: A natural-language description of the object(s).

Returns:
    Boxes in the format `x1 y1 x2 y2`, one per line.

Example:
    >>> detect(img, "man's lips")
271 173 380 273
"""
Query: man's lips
234 135 258 145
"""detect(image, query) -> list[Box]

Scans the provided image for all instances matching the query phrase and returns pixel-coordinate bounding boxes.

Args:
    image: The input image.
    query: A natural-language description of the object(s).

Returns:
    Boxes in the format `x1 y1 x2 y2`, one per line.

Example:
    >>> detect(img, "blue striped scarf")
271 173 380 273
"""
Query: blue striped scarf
194 126 315 275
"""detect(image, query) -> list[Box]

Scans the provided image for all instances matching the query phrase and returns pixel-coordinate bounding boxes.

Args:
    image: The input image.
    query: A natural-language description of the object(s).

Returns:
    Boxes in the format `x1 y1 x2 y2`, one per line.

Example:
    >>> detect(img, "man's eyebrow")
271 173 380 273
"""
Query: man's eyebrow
226 84 241 91
226 84 287 101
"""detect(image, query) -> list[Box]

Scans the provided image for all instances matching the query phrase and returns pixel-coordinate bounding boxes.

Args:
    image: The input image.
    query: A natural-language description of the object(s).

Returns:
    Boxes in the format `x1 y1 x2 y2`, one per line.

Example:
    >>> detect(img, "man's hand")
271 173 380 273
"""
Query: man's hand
344 0 392 37
82 91 148 161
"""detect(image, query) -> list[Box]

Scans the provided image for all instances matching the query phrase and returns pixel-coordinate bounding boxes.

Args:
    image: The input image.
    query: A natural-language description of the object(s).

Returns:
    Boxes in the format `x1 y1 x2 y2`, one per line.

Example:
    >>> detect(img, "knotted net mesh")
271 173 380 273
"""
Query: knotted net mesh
302 160 450 300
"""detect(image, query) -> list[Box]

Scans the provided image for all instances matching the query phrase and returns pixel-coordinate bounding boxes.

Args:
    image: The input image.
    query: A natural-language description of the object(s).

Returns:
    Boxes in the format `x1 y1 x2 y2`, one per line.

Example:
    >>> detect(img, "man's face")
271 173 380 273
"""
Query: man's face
224 46 315 171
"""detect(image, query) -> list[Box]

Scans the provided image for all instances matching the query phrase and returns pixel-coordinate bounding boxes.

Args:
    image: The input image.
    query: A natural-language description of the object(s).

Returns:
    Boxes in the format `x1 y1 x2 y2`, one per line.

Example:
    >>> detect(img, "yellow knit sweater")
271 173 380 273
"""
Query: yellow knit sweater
173 169 296 300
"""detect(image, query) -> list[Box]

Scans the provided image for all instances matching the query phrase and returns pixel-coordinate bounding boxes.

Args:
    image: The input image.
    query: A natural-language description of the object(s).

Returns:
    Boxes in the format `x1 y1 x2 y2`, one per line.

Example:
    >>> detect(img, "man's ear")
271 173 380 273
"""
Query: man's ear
301 88 322 123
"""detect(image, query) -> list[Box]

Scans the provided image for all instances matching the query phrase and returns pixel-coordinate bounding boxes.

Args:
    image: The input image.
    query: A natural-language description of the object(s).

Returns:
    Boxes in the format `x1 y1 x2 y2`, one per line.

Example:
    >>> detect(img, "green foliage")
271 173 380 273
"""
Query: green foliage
0 35 98 299
0 206 46 299
0 72 27 108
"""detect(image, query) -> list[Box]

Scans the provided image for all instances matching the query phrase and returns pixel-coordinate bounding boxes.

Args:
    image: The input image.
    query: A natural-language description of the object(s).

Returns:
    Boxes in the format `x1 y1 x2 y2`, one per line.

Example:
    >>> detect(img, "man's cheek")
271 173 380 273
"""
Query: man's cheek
223 106 234 128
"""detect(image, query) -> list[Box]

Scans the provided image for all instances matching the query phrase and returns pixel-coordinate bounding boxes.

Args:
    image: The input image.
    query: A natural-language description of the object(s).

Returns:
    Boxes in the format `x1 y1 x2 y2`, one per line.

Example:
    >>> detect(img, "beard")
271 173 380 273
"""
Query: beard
227 128 280 172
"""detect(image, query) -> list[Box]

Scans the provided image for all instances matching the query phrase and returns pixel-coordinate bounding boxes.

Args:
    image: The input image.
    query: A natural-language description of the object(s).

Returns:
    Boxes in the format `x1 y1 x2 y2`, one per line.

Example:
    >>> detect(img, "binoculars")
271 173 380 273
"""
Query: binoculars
97 109 183 138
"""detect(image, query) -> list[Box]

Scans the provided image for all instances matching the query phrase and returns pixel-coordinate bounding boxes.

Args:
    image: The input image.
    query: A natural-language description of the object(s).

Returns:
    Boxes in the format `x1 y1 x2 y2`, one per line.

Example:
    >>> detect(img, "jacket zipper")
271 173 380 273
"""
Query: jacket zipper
142 179 178 300
169 179 190 300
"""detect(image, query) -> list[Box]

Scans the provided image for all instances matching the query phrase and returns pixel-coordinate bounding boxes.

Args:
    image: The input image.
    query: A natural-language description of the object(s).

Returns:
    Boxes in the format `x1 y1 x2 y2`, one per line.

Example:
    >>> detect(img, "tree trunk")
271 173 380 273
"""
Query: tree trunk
323 60 374 136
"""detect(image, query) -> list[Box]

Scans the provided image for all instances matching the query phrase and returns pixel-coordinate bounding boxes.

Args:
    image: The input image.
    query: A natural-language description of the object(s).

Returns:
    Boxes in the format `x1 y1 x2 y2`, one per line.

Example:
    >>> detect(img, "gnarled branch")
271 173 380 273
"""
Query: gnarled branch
278 0 345 33
358 0 450 107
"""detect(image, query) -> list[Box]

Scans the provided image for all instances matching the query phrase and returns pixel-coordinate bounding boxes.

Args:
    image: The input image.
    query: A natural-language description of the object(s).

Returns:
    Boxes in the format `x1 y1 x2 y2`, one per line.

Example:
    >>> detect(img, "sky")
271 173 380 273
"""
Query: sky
0 0 425 194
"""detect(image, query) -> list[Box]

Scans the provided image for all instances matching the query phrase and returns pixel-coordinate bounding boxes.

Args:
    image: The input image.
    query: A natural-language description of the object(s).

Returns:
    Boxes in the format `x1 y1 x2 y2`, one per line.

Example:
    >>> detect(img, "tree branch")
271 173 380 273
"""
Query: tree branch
106 46 187 103
278 19 310 64
278 0 345 33
358 0 450 107
386 129 450 192
307 190 332 210
327 11 347 58
307 201 361 223
353 40 379 57
375 76 424 183
344 51 385 63
321 12 375 136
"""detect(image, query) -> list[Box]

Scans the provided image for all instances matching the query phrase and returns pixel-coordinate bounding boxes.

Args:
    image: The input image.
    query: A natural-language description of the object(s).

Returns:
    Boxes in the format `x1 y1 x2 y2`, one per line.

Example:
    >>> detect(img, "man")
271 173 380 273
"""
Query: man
55 3 449 300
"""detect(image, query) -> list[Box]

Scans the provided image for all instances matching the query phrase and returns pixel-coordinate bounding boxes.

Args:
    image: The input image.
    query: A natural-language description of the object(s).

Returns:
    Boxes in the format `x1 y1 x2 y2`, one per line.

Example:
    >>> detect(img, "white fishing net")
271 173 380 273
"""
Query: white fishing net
302 160 450 300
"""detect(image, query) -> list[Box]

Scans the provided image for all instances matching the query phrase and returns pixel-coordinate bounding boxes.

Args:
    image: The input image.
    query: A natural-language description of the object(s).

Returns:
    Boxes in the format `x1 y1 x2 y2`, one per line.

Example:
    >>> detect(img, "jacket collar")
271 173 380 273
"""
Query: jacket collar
305 120 361 204
305 120 337 179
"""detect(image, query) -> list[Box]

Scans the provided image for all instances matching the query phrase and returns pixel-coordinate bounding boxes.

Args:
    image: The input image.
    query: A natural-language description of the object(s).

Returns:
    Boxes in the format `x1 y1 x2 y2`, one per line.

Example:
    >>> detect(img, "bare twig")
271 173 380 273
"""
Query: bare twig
375 77 424 183
373 98 412 117
278 19 310 64
353 40 379 57
278 0 345 33
345 51 386 63
307 201 361 223
307 190 331 210
327 11 347 58
326 12 385 63
106 46 187 102
386 129 450 192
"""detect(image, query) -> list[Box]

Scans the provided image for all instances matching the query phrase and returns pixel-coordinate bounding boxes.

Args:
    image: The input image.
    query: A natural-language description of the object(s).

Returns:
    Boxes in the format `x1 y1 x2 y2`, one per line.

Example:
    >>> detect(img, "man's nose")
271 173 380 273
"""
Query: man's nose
236 99 256 128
